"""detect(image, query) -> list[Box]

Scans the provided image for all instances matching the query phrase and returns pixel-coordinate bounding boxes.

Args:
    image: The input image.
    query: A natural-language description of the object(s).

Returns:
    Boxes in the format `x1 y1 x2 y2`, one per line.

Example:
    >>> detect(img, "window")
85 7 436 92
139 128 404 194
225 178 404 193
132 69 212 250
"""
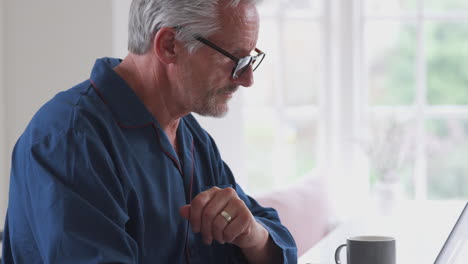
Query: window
243 0 468 201
243 0 323 194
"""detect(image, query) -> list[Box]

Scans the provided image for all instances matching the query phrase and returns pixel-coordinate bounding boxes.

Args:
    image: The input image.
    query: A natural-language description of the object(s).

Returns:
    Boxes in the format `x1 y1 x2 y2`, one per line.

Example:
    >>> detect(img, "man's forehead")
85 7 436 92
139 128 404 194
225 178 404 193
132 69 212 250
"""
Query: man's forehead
215 3 259 53
220 2 259 26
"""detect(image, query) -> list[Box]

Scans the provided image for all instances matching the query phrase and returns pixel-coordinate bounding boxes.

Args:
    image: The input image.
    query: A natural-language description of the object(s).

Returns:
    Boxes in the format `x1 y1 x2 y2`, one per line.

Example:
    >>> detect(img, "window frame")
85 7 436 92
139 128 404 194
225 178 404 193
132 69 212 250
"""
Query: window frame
245 0 468 202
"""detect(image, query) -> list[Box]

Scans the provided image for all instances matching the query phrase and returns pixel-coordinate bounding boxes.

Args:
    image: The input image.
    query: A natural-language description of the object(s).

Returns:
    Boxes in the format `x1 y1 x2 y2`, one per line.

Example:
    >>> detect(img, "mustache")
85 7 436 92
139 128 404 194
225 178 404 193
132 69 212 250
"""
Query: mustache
219 85 239 94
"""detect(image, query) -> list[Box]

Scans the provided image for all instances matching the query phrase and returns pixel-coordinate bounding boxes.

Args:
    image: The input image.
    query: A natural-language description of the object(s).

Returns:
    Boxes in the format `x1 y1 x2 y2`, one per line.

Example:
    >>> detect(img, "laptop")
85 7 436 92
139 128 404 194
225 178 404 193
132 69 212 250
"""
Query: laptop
434 202 468 264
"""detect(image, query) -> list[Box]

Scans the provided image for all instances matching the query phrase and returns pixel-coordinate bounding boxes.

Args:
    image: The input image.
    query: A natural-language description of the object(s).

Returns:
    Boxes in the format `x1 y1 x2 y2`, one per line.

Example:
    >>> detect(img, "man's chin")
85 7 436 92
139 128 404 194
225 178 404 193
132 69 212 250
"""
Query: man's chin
194 103 229 118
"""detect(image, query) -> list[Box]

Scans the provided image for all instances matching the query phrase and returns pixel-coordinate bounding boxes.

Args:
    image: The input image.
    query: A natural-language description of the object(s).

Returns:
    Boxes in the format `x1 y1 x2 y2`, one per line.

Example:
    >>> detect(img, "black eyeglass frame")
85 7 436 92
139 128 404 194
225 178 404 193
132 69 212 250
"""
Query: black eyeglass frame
194 36 265 79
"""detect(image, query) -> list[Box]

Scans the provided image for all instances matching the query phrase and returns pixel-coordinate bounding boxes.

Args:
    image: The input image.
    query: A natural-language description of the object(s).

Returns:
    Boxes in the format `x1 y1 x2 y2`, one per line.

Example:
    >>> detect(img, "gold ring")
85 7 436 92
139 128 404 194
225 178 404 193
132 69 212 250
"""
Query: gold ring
220 210 232 223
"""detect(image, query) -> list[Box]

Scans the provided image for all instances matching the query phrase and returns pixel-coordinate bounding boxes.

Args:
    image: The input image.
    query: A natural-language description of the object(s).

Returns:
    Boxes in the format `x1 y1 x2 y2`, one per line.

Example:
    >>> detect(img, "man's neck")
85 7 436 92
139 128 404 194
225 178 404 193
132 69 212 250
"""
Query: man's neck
114 53 186 140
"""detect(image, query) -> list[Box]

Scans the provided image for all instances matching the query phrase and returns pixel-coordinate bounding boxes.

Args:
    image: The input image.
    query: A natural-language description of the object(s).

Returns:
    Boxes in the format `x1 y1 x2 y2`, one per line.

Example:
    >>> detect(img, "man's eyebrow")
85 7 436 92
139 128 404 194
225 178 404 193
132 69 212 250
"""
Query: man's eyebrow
232 48 252 56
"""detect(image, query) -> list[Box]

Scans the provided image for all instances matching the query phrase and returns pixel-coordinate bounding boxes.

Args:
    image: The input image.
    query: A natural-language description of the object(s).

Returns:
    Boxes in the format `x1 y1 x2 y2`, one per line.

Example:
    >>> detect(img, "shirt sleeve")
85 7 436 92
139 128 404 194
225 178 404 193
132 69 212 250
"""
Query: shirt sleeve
220 162 298 263
7 129 138 263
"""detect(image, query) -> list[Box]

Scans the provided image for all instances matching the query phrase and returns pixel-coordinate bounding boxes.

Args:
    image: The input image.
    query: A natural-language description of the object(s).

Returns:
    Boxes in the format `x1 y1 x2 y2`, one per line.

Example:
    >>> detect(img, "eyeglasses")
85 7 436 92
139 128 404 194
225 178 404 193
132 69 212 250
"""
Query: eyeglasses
194 36 265 79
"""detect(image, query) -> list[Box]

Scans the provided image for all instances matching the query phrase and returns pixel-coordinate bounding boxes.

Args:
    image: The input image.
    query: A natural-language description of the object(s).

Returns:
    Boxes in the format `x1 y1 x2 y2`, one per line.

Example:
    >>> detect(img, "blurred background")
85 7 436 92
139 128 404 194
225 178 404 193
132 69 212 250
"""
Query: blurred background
1 0 468 230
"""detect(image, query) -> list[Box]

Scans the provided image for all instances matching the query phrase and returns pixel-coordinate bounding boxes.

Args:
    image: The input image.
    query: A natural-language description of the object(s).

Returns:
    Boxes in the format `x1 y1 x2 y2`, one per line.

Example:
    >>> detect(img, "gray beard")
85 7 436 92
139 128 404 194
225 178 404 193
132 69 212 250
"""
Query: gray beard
193 85 238 118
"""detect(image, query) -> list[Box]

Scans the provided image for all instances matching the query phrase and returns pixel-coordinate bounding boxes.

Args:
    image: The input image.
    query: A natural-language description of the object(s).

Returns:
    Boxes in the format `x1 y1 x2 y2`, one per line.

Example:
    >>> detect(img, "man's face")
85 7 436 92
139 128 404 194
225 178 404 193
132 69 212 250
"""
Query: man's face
179 2 260 117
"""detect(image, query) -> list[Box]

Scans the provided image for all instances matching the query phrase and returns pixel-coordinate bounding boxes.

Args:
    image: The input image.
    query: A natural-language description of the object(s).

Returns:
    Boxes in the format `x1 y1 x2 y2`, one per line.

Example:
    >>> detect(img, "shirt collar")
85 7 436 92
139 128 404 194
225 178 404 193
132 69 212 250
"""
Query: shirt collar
90 57 154 127
89 57 195 170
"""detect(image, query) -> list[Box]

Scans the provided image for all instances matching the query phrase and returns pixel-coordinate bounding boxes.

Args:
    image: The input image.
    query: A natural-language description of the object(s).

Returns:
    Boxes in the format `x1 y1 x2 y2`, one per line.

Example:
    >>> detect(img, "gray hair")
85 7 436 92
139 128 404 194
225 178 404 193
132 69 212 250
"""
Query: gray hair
128 0 259 54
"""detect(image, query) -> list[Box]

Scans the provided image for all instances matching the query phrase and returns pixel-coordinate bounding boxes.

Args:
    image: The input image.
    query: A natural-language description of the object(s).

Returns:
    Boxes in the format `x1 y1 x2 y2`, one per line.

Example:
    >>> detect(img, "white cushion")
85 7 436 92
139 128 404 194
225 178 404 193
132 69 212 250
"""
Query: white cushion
255 176 332 257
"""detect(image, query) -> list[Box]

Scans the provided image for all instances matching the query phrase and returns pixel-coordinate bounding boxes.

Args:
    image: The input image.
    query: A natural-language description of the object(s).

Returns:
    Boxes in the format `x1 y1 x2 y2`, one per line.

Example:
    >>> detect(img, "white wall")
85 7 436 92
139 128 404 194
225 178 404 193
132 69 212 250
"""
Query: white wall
0 0 8 229
0 0 113 227
112 0 132 58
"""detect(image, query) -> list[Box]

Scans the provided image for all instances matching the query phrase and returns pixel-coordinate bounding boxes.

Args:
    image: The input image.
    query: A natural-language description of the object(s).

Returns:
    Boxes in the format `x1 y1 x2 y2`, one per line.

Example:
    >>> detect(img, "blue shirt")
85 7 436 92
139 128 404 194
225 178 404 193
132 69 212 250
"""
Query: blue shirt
1 58 297 263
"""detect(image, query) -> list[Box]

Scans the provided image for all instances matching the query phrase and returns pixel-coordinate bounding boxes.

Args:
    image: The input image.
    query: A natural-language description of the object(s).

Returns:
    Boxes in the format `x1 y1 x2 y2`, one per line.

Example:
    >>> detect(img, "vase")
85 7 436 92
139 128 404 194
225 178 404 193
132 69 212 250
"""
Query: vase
372 180 402 215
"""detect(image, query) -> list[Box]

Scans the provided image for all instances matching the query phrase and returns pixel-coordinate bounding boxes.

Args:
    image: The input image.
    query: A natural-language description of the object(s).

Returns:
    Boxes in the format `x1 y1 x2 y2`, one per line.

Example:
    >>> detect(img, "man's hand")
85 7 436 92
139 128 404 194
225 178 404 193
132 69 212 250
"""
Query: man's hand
179 187 267 249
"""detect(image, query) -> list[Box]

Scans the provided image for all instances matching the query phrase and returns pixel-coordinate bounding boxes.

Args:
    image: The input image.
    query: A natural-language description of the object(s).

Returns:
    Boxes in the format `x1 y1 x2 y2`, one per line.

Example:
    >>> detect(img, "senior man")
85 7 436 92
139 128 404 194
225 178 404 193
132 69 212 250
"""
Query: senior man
1 0 297 263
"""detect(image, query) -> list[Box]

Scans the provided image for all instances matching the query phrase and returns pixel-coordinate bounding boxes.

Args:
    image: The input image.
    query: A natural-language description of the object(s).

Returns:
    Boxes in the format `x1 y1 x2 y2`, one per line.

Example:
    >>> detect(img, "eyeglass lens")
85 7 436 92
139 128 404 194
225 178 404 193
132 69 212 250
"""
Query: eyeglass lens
233 53 264 79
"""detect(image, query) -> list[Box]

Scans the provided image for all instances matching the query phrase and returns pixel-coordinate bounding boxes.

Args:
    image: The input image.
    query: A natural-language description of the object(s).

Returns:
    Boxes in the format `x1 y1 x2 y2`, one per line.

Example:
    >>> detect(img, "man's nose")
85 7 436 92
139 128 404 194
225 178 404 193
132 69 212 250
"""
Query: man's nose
232 67 254 87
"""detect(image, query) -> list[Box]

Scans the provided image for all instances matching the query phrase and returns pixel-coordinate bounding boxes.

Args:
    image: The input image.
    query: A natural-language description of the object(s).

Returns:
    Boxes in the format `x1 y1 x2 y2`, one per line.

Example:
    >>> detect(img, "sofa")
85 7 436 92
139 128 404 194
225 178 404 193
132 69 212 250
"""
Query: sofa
254 175 334 257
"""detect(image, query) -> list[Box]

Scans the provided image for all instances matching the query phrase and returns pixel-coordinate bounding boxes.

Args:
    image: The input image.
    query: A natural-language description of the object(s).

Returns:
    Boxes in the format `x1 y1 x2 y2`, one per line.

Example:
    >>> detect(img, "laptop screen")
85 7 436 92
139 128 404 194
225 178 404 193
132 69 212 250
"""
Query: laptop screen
434 203 468 264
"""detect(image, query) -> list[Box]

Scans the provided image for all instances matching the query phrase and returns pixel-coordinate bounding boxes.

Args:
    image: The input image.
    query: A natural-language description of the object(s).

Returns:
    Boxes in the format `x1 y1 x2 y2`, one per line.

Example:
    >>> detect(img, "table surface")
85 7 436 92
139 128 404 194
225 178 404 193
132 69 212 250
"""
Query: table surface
0 201 465 263
298 200 467 264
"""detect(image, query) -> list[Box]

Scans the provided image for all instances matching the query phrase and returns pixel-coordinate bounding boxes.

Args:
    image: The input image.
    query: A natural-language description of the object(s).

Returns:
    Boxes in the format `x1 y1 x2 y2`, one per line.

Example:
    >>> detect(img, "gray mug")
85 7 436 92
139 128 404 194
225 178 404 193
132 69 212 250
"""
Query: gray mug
335 236 396 264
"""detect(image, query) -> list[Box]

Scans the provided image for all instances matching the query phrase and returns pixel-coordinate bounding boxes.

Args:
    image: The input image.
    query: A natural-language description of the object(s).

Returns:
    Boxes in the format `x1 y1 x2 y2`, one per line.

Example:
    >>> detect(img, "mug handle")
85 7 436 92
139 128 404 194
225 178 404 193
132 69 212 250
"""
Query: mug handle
334 244 347 264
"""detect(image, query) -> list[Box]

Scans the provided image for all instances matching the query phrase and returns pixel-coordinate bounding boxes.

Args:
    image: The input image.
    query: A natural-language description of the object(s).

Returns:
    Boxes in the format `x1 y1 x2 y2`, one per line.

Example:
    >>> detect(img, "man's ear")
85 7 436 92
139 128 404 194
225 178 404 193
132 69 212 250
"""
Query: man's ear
152 27 180 64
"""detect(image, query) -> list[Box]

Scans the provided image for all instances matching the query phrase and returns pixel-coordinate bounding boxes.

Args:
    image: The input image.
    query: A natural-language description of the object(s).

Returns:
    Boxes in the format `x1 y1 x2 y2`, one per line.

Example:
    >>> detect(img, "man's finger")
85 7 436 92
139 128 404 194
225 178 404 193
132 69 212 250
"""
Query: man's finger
212 199 240 244
200 188 236 244
223 199 250 244
179 205 190 220
190 187 219 233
